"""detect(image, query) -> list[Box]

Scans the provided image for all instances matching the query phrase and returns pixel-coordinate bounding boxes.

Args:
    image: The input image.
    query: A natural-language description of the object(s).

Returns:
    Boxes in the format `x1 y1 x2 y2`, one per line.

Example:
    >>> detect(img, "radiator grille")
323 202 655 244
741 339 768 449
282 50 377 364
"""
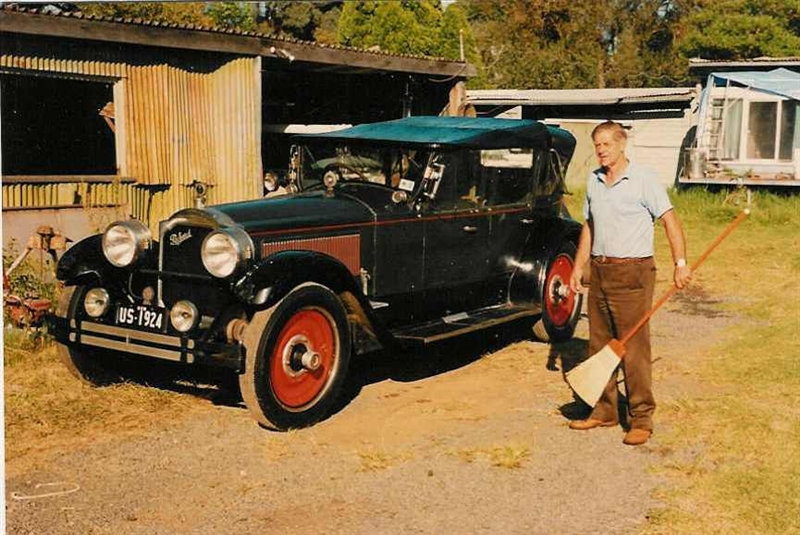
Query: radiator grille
261 234 360 274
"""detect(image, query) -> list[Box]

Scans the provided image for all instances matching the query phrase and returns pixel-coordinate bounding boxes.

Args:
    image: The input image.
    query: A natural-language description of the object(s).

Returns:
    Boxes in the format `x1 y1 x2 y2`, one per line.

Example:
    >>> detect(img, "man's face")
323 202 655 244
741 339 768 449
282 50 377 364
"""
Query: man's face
593 130 626 169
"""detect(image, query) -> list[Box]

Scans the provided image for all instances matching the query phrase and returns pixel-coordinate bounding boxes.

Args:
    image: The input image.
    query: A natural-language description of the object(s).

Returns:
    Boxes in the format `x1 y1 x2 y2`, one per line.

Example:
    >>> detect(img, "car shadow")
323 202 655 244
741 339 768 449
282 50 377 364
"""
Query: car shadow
112 317 602 428
330 319 594 422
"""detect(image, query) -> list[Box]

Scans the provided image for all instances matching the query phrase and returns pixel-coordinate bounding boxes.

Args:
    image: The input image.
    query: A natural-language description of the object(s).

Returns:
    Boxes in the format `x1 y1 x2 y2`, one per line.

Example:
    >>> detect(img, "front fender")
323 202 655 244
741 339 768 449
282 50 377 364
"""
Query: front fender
56 234 159 288
55 234 110 286
234 250 362 310
509 216 582 306
233 250 394 347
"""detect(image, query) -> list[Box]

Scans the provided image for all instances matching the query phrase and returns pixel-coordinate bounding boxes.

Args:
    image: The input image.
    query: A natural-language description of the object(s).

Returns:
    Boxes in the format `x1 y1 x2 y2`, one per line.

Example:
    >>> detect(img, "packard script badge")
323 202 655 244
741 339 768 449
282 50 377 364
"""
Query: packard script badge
169 230 192 246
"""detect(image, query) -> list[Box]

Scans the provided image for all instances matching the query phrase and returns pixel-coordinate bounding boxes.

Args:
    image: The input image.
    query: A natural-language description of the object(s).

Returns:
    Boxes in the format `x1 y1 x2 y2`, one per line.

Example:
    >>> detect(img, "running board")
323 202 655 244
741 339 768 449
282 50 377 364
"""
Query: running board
390 304 537 345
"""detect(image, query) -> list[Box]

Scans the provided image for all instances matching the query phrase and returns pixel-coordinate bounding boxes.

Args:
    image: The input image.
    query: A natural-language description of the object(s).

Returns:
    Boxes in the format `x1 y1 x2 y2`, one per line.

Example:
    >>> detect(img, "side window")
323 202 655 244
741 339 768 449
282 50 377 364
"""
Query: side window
482 148 534 206
429 150 484 211
533 149 565 197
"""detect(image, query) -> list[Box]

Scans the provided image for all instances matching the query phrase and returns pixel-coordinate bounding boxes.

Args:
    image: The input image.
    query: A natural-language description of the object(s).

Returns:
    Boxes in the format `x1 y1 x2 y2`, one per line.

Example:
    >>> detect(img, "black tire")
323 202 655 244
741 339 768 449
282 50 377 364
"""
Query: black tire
537 241 583 343
239 283 351 430
55 285 121 386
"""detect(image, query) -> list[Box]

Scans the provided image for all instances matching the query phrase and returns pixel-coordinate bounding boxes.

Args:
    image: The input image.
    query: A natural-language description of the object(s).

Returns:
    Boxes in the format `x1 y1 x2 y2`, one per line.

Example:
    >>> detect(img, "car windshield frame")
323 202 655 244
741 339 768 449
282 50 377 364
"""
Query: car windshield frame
298 141 434 196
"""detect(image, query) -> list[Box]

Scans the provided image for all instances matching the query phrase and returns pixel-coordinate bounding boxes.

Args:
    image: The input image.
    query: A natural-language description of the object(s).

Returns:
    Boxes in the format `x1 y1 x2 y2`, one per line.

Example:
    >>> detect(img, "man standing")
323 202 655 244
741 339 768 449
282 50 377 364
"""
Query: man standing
568 121 691 446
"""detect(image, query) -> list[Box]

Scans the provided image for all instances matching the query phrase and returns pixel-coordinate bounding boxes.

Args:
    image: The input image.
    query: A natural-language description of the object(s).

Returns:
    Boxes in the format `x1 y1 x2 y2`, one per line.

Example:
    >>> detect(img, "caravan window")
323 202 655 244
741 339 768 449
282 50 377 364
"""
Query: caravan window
742 100 798 161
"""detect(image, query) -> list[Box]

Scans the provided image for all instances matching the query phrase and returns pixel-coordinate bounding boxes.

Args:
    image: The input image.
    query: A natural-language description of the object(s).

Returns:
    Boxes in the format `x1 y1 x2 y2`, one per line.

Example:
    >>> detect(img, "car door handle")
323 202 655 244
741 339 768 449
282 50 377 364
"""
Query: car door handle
462 225 478 234
520 218 534 225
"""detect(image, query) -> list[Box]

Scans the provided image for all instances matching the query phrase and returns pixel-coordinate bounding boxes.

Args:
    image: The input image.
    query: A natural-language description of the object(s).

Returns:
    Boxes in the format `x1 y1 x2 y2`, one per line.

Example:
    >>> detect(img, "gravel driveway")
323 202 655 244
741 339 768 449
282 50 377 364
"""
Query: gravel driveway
6 289 732 535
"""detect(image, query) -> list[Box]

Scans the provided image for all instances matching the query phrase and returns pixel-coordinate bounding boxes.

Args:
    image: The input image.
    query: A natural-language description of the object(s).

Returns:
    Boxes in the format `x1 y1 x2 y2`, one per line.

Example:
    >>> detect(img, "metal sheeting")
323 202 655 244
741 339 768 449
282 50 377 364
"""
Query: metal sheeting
0 54 125 78
124 57 262 229
2 54 263 234
2 182 129 210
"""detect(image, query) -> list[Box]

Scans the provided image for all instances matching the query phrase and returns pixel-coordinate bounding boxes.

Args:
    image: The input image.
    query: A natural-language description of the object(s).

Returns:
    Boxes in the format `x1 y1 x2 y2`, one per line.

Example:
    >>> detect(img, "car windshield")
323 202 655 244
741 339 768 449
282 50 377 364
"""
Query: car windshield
300 143 432 194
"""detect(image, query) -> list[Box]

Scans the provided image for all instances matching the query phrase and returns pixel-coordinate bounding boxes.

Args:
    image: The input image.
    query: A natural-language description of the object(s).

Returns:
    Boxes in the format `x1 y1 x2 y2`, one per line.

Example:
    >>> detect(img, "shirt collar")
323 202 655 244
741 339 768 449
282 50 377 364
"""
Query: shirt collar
594 162 634 185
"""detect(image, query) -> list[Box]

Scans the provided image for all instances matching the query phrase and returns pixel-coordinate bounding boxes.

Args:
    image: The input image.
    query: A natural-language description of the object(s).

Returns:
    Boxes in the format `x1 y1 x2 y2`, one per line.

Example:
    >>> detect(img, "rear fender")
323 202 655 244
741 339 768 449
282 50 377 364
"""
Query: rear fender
509 217 581 306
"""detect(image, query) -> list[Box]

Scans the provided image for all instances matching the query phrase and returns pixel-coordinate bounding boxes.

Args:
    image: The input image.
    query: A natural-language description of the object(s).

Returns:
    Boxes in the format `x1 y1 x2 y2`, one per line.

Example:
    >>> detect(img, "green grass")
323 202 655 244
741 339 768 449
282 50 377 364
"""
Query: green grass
635 187 800 535
568 184 800 534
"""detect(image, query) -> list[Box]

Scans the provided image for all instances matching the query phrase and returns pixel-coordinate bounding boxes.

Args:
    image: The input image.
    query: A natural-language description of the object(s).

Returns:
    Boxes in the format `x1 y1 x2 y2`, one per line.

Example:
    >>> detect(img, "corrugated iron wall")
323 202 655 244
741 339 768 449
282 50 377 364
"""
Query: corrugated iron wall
2 54 263 233
124 57 262 230
0 54 127 77
2 182 129 209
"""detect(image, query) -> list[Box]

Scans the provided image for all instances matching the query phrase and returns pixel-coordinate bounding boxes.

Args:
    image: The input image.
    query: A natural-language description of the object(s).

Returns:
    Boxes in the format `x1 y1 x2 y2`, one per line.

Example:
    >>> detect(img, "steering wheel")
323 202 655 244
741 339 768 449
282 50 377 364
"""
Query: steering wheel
325 162 370 182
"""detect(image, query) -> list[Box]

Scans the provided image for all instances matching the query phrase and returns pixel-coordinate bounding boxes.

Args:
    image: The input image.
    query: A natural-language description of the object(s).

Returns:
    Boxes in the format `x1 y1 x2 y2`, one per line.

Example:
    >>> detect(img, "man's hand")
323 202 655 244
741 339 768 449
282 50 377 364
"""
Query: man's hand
570 264 587 294
674 265 692 289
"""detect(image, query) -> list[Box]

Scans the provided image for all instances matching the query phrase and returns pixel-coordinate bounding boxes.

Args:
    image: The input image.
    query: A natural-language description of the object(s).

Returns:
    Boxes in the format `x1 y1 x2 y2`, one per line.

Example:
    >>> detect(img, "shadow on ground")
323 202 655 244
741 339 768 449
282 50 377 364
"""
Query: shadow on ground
105 316 598 428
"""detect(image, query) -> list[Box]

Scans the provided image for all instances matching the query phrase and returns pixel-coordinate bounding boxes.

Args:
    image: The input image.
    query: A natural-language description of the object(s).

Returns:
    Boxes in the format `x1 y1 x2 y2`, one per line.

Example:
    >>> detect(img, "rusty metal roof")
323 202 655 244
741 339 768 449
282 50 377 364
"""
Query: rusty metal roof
467 87 697 107
0 4 475 77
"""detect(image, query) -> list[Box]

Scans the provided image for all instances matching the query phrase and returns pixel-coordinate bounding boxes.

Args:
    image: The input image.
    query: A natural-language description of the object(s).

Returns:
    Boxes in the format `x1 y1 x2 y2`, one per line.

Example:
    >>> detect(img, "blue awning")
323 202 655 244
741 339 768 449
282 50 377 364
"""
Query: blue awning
709 68 800 100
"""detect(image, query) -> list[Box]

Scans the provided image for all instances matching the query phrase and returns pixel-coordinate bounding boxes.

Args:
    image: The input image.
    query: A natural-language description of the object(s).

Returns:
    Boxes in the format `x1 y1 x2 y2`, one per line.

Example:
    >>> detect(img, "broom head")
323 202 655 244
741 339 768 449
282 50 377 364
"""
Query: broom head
566 339 625 408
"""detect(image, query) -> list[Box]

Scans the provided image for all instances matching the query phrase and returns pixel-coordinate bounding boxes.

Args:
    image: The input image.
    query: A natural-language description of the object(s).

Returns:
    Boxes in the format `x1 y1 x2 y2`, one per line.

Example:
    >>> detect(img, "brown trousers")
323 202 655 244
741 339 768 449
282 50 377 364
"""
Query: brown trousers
587 257 657 430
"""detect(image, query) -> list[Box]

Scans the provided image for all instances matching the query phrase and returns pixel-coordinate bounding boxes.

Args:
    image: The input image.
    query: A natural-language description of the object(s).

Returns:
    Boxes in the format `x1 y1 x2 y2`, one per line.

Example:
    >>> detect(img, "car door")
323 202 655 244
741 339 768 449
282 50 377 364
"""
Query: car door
484 146 544 300
421 149 492 316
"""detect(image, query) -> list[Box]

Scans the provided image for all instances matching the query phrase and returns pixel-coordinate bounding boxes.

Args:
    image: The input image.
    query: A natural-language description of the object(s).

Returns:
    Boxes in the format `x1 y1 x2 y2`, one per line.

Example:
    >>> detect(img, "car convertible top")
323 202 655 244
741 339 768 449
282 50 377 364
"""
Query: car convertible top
294 116 576 159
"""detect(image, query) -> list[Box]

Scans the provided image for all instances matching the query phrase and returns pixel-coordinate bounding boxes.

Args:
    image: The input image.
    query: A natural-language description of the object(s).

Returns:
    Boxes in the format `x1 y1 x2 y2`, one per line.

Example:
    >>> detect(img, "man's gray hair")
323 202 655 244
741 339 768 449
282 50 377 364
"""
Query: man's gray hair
591 121 627 141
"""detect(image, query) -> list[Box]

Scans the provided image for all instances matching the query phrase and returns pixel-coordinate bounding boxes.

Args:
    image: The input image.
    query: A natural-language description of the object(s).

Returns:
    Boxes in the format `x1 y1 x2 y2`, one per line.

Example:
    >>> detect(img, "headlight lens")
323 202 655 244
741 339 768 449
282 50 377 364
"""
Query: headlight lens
201 228 252 278
102 220 151 268
84 288 110 318
170 300 198 333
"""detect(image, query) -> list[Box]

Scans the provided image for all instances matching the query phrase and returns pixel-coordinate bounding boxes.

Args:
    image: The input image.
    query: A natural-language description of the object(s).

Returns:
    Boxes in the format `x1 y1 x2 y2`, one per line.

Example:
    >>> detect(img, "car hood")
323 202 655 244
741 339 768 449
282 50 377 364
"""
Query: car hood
211 190 375 234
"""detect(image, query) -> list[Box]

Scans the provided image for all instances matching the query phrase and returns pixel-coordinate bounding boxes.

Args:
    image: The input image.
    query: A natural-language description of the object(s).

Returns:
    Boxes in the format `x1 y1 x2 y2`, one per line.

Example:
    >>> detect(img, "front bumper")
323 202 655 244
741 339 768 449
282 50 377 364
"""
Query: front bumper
49 315 245 372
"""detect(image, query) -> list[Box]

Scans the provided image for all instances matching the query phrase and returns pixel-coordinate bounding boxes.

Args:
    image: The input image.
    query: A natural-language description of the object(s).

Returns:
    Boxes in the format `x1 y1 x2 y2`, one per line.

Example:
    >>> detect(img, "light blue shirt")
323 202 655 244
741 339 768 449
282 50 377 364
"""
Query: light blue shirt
583 162 673 258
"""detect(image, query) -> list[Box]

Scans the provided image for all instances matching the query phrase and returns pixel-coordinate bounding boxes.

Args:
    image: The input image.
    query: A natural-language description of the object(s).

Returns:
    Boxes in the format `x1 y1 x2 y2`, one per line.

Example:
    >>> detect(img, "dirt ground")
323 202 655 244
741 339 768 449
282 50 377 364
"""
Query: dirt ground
5 284 734 535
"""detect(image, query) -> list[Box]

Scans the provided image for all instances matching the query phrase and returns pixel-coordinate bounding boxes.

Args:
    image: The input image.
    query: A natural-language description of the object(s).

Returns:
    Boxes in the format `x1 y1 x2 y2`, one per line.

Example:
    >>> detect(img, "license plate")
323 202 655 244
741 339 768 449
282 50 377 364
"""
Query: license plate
115 304 166 332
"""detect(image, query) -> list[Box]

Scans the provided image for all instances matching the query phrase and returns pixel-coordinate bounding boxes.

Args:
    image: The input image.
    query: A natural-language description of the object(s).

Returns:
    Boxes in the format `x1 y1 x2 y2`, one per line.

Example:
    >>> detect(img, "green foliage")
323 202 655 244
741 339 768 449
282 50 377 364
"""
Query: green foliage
338 1 439 55
206 2 256 31
679 0 800 59
3 240 58 303
459 0 695 89
79 1 800 90
79 2 213 26
337 1 484 81
262 1 342 43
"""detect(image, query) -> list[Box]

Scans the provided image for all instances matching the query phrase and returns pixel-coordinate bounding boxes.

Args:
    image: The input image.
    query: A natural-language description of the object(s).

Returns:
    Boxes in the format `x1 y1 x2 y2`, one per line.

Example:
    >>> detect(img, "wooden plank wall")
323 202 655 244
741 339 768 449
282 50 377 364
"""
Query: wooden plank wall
2 54 262 233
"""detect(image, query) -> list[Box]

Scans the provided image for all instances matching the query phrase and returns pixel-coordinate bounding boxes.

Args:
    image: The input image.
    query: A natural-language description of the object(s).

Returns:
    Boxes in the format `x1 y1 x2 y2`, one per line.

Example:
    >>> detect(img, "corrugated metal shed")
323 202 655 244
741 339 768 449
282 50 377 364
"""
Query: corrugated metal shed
1 4 474 242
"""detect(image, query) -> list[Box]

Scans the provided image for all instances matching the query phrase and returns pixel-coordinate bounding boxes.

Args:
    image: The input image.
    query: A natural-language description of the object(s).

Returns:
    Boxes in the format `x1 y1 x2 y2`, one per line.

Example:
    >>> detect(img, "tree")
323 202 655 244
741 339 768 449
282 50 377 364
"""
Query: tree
78 2 213 26
678 0 800 60
261 1 343 44
439 4 486 85
458 0 701 89
338 0 442 56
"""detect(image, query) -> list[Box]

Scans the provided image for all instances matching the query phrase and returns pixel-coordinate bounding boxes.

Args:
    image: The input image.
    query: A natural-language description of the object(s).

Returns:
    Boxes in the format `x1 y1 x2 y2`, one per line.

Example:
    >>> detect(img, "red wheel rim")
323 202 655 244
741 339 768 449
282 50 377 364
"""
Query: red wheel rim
270 308 337 409
545 254 576 327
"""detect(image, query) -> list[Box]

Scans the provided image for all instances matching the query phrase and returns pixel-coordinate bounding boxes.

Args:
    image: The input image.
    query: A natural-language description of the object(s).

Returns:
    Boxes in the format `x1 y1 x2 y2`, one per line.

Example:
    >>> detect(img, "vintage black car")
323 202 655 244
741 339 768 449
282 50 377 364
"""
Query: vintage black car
51 116 583 430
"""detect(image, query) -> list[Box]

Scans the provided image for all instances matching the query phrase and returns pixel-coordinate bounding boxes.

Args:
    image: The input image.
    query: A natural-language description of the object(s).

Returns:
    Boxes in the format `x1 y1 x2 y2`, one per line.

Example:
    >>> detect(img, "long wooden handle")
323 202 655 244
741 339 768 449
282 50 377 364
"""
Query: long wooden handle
618 209 749 347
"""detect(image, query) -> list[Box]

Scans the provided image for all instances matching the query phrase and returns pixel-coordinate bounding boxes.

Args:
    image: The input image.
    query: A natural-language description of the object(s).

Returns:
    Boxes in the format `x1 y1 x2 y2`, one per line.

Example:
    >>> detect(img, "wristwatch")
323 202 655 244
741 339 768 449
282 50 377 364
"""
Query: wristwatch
675 258 687 267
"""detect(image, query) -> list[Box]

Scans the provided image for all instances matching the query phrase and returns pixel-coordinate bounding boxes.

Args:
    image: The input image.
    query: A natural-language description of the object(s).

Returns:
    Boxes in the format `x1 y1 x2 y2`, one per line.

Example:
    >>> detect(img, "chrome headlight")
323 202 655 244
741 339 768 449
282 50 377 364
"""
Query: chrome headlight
170 300 198 333
201 228 253 278
102 220 151 268
84 288 110 318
